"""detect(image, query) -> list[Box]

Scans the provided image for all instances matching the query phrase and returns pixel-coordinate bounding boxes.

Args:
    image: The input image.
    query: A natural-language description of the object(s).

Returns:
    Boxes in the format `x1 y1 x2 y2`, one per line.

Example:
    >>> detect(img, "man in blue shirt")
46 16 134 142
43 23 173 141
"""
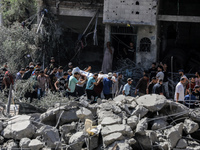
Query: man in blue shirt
123 78 133 96
103 72 113 99
86 73 101 101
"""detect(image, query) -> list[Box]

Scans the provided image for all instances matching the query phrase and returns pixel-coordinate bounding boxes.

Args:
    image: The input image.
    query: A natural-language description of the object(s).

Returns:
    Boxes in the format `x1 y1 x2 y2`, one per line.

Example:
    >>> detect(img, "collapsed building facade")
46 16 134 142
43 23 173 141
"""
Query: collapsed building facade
38 0 200 72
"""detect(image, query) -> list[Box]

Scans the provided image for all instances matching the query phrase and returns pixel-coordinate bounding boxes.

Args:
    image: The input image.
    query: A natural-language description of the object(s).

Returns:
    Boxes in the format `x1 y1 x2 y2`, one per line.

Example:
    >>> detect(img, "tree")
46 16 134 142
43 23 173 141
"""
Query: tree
2 0 37 27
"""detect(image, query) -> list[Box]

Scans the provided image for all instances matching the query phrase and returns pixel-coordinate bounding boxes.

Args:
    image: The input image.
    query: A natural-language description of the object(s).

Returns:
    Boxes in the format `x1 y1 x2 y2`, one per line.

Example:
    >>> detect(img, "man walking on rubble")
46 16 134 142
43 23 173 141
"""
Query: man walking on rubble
86 73 102 102
175 77 187 103
67 72 87 97
152 79 164 95
102 42 114 74
122 78 133 96
135 74 148 96
103 72 113 99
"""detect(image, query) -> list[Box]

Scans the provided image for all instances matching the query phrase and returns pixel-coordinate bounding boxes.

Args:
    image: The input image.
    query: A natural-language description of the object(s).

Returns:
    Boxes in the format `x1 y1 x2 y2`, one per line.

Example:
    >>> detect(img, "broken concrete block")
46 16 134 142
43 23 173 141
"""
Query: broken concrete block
59 122 77 135
124 96 136 103
0 135 4 144
152 119 168 130
128 138 136 145
56 109 79 125
103 132 124 147
136 131 156 150
28 139 44 150
129 101 137 109
131 105 148 118
101 124 133 138
113 95 125 102
76 107 93 121
36 125 60 148
190 108 200 122
136 94 167 112
176 139 187 149
2 116 35 140
121 104 131 115
101 117 122 126
183 119 199 134
0 121 3 132
159 142 169 150
3 140 18 150
97 110 120 124
69 132 86 150
19 138 31 148
107 140 132 150
127 115 138 129
87 135 99 150
164 123 183 148
135 117 148 135
186 146 200 150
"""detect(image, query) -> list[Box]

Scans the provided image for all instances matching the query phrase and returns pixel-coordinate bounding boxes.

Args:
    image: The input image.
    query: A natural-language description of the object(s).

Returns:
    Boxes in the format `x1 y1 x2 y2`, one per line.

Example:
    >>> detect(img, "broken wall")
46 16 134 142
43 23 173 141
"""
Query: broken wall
103 0 157 26
136 26 157 69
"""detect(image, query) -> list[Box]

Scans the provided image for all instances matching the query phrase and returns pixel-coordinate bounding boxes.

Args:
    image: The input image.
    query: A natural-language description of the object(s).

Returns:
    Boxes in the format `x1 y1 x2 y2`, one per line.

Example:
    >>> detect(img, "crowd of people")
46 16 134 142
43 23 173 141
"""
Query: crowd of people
0 57 200 107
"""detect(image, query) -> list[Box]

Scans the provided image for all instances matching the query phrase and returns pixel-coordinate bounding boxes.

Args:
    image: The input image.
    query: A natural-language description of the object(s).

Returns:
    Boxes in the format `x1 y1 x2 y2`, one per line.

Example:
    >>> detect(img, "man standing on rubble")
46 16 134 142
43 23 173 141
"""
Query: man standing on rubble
175 77 187 103
148 62 157 81
102 42 114 74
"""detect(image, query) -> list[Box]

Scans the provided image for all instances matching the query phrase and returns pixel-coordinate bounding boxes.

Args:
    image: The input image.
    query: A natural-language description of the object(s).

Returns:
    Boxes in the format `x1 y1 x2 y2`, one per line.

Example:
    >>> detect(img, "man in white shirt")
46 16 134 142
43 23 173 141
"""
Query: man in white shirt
174 77 187 103
112 72 118 97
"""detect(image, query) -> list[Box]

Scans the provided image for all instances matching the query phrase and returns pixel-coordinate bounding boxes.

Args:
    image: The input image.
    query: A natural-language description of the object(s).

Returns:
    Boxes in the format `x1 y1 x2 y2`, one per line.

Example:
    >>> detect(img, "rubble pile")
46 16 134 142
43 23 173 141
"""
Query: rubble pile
0 94 200 150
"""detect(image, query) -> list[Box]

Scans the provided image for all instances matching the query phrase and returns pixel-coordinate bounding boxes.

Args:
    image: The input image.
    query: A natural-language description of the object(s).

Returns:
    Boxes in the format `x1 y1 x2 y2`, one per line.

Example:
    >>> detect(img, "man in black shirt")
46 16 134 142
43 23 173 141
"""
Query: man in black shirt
54 72 68 96
22 65 34 80
46 57 58 75
49 67 58 91
193 85 200 101
148 62 157 81
152 79 164 95
135 74 148 96
161 63 169 98
147 77 157 94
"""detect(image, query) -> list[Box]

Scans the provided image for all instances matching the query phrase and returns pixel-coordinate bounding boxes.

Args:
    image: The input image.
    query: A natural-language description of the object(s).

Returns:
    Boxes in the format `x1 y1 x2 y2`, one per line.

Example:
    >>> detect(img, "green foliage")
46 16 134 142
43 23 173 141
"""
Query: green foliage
0 22 41 72
2 0 37 26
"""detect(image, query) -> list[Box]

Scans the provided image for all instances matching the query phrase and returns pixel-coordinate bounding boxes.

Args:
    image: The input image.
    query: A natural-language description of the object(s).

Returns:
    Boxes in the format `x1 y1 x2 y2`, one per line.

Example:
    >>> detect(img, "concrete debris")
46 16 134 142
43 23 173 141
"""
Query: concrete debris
164 123 183 148
183 119 199 134
103 132 124 147
135 117 148 135
19 138 31 148
127 115 138 129
76 107 93 121
68 131 86 150
152 119 168 130
176 139 187 149
136 94 167 112
0 94 200 149
131 105 148 118
2 115 35 140
3 140 18 150
28 139 44 150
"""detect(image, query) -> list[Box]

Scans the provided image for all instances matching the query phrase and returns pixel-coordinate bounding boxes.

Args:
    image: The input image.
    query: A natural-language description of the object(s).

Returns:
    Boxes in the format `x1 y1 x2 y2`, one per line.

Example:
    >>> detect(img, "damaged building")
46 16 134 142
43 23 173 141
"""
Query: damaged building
39 0 200 72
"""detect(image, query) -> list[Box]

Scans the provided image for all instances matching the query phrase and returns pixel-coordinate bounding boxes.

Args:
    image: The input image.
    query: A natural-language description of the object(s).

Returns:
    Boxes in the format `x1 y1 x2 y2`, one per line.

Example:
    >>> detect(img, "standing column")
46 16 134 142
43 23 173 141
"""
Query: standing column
104 24 111 47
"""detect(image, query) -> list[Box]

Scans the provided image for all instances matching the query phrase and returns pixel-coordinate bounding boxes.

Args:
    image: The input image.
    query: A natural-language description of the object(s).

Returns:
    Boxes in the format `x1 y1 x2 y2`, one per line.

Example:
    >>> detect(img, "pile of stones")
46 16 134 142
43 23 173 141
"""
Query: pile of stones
0 94 200 150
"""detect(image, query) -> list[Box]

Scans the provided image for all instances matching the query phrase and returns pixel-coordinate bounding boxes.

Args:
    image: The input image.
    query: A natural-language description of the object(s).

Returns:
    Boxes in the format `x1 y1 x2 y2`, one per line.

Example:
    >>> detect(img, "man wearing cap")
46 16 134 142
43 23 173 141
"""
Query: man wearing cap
152 79 164 95
54 72 69 96
67 72 87 97
123 78 132 96
86 73 102 101
103 72 113 99
175 77 187 103
135 74 148 96
22 65 34 80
